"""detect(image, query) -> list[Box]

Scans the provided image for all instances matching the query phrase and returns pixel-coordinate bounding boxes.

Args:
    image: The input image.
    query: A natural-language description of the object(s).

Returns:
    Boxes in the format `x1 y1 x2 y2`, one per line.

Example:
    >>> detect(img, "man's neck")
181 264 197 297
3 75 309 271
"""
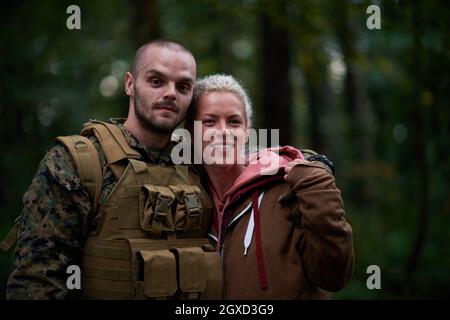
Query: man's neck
123 117 171 149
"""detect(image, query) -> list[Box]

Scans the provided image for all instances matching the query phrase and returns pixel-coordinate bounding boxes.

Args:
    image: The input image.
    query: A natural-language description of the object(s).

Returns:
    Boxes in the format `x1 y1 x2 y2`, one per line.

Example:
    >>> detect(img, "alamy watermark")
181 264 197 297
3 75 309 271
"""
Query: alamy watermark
66 5 81 30
366 5 381 30
170 121 281 175
66 264 81 290
366 265 381 290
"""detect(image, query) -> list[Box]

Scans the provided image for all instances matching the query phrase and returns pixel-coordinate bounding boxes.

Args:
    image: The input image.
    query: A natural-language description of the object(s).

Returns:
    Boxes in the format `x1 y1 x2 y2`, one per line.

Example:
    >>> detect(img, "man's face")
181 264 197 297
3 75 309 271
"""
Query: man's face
127 46 196 133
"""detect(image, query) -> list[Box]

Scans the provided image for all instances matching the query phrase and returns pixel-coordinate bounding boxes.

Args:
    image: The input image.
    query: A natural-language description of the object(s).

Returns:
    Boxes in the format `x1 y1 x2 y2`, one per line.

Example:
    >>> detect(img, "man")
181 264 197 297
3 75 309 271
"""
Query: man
4 39 220 300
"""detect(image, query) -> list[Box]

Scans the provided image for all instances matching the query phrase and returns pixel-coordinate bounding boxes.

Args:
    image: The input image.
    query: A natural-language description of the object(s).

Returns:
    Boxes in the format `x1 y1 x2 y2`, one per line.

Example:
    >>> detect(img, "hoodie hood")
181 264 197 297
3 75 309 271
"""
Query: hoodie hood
209 146 304 237
223 145 304 201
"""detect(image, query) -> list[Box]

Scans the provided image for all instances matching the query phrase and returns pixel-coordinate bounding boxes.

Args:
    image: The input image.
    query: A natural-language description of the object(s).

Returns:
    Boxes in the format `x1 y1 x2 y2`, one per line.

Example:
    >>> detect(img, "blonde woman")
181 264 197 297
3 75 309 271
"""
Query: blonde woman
184 74 354 299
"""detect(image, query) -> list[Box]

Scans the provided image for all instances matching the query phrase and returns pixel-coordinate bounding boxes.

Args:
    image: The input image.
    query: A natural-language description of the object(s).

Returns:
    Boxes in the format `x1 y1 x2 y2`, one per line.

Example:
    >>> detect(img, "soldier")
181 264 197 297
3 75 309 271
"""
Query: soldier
2 39 221 300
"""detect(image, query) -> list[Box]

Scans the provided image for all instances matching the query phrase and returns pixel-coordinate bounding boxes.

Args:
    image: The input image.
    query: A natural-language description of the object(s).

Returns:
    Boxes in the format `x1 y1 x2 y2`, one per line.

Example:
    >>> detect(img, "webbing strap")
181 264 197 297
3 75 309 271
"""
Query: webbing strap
83 286 134 300
82 276 134 300
83 276 133 292
129 159 147 185
84 238 131 260
56 135 102 214
82 121 141 165
175 165 190 181
82 265 133 281
0 220 19 252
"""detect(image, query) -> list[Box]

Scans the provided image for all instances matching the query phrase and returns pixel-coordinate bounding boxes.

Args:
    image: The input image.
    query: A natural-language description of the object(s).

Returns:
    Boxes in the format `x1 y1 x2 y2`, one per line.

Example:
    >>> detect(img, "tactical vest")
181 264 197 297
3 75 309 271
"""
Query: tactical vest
55 120 222 299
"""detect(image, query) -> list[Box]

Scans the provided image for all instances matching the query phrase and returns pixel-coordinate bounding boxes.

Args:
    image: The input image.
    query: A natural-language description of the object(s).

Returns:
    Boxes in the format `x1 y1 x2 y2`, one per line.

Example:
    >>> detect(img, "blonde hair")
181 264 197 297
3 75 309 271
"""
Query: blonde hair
186 74 253 128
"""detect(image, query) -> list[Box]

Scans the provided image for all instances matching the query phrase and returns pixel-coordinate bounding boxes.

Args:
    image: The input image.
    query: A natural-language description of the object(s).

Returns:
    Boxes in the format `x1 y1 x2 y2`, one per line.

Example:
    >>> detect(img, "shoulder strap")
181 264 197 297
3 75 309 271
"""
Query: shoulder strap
56 135 103 214
81 121 141 164
300 148 335 175
0 218 20 252
300 149 318 159
81 121 141 178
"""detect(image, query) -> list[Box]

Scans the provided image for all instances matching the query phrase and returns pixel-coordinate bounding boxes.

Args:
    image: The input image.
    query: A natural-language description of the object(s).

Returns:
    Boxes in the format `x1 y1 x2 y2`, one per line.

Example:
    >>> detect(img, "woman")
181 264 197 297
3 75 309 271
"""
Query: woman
185 74 354 299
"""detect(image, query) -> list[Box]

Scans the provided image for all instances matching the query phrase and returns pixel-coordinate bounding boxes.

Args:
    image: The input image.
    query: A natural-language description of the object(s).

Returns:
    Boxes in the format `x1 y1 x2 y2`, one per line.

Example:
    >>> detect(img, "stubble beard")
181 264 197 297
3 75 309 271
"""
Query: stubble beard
133 87 183 134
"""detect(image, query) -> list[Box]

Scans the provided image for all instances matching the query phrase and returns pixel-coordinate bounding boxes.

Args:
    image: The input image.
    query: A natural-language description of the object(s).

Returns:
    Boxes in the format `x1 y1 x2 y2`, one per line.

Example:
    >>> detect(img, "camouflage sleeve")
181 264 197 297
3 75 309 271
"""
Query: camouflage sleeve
6 143 91 300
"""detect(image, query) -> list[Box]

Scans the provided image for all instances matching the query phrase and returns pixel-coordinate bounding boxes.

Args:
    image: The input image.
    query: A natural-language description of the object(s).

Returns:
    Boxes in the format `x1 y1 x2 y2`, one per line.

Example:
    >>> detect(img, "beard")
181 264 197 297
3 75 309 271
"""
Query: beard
134 88 184 134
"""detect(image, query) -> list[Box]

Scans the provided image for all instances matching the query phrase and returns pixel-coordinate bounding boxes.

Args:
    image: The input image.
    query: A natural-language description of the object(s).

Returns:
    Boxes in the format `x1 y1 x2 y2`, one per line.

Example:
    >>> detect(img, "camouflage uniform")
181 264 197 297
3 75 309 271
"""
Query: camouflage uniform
6 119 176 299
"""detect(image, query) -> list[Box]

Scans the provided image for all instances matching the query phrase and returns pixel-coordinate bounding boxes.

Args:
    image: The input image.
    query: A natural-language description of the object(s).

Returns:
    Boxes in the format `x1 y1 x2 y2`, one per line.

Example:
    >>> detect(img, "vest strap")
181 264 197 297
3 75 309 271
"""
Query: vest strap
83 286 134 300
129 159 147 185
56 135 103 214
83 277 134 299
81 121 141 179
0 220 19 252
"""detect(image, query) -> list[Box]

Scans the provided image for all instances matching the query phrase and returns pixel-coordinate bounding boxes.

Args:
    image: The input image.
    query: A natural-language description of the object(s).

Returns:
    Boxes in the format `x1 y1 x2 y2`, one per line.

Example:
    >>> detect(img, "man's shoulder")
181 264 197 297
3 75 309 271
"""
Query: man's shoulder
301 148 335 175
41 142 84 191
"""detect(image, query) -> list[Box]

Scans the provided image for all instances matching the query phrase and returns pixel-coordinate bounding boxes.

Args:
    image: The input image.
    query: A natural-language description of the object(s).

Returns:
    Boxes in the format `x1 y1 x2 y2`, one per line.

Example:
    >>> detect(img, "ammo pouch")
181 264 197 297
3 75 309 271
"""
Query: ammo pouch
132 241 222 300
140 184 203 235
82 237 222 300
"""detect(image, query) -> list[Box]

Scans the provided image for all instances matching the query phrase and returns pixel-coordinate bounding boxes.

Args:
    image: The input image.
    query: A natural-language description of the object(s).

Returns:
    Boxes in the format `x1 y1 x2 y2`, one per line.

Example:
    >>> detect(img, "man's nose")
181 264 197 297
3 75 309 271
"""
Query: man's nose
163 82 177 100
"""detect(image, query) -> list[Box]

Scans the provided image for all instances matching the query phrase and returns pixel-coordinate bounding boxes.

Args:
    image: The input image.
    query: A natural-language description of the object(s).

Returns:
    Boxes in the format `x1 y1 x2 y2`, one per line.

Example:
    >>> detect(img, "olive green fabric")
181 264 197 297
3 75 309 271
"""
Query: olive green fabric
76 121 221 300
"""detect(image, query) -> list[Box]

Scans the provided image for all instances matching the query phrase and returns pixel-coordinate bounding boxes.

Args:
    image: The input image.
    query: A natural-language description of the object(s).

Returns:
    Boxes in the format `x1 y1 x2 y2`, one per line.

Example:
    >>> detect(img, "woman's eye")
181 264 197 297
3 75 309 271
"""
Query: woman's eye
202 119 215 125
230 119 242 126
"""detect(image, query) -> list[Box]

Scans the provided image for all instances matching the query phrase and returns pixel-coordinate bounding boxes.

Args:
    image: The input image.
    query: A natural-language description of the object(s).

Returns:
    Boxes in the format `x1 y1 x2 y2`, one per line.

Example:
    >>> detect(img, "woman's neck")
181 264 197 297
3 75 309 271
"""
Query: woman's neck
205 164 246 202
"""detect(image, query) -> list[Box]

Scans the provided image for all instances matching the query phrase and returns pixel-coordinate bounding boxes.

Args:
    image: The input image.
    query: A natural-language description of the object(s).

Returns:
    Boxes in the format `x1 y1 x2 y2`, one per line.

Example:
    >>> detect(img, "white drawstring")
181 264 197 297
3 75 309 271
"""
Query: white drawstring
243 192 264 255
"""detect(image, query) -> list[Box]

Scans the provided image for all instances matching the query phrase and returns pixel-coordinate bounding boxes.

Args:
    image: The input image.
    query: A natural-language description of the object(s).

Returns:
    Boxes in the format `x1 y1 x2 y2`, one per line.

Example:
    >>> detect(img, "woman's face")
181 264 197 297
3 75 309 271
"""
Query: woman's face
195 91 248 166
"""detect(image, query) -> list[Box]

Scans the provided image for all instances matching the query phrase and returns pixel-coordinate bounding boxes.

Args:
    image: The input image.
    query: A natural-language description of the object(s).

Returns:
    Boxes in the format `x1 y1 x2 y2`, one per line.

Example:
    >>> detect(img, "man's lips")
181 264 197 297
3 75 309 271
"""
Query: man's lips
155 106 177 113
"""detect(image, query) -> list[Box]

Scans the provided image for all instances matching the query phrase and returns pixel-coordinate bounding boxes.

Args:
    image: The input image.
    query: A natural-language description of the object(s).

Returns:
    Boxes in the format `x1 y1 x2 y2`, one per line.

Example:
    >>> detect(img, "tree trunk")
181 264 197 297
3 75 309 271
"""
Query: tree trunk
334 0 373 202
303 61 332 153
132 0 161 47
404 0 429 287
261 2 292 146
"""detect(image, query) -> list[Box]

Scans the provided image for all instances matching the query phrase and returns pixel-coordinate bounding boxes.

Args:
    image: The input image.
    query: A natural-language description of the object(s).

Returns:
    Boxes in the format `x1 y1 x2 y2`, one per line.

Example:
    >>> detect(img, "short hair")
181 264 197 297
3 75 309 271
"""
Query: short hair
185 74 253 129
131 39 195 76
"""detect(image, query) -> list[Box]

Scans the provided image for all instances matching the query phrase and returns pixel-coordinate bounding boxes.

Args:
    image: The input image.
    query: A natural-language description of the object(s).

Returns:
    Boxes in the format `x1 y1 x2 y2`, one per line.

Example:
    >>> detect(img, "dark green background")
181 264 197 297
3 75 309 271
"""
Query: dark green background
1 0 449 299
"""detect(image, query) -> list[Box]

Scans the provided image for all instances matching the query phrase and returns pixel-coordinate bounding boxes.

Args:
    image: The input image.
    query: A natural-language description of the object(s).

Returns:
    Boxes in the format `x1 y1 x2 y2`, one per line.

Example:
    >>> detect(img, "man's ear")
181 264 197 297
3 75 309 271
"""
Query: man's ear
124 72 134 96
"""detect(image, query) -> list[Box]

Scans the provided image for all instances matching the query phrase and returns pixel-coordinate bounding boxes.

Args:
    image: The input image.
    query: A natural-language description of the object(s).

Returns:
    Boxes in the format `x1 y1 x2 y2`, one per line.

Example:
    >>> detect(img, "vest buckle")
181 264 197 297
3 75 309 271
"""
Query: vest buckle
155 194 173 219
184 193 200 216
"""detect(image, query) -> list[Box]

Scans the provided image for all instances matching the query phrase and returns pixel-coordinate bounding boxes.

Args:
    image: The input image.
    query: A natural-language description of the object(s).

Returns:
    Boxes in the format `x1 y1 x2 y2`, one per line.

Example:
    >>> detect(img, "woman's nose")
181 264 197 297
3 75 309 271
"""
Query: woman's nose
215 123 234 142
217 121 233 137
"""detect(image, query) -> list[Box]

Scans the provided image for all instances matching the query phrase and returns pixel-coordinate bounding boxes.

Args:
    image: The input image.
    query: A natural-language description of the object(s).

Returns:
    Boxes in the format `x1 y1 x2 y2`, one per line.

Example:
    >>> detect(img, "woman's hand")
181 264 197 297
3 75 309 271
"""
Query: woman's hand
284 159 310 180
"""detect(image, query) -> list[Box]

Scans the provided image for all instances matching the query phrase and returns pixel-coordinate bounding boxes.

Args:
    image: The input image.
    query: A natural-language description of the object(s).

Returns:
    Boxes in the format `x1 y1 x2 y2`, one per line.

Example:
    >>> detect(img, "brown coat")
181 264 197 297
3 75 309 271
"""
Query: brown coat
210 161 354 299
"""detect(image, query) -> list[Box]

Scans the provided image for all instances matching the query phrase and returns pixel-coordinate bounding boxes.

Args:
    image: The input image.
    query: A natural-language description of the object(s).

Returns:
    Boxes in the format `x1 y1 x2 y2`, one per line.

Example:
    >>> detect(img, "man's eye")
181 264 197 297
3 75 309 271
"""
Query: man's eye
178 83 191 93
149 78 162 86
